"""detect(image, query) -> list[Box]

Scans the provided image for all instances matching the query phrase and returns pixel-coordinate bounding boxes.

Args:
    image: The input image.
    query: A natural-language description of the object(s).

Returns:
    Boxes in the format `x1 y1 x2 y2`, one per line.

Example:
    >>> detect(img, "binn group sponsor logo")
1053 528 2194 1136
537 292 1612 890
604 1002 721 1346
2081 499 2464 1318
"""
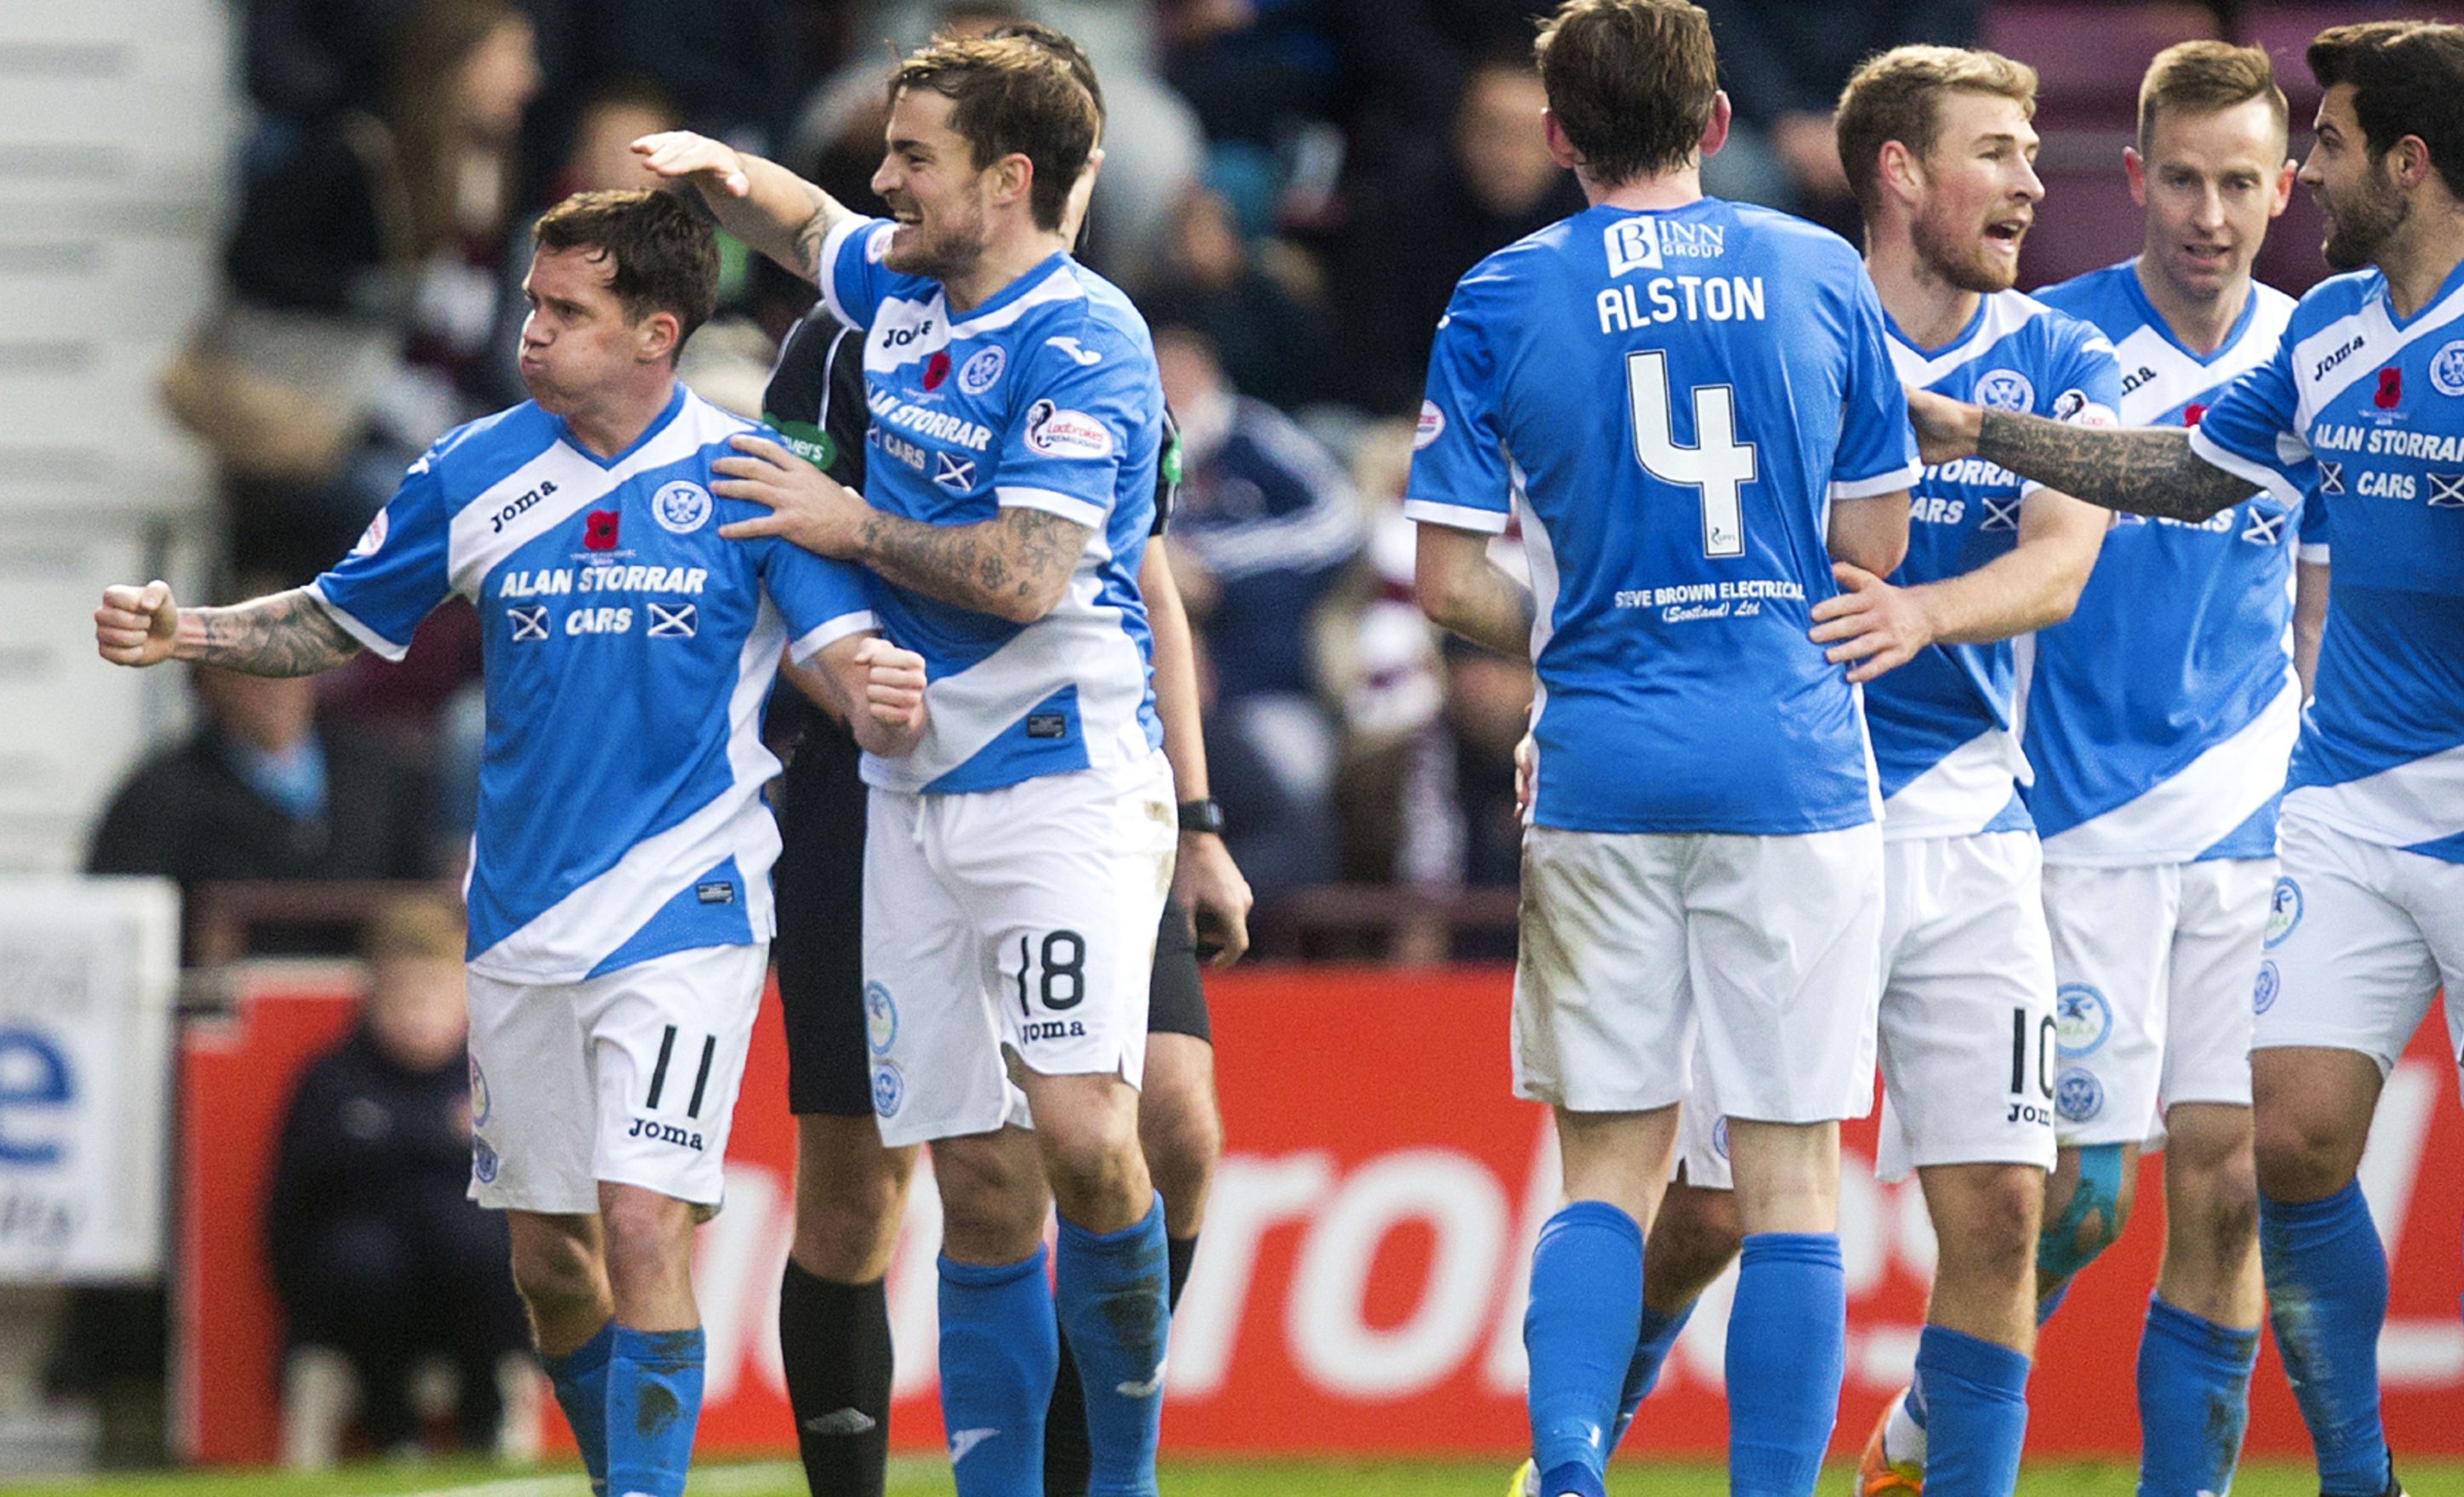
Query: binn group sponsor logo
1604 216 1725 278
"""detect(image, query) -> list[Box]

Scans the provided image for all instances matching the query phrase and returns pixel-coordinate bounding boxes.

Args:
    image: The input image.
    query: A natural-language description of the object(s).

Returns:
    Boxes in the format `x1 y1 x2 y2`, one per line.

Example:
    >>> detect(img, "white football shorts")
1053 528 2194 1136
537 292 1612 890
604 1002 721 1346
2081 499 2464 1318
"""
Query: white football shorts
465 941 768 1214
1684 831 2058 1187
2039 857 2273 1147
862 750 1177 1149
1514 822 1884 1127
2252 809 2464 1077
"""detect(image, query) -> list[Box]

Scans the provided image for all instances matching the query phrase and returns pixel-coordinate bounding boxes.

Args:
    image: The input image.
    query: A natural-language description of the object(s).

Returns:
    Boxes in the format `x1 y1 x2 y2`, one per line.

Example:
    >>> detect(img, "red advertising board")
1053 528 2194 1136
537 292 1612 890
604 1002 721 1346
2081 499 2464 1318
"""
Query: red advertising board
180 963 2464 1466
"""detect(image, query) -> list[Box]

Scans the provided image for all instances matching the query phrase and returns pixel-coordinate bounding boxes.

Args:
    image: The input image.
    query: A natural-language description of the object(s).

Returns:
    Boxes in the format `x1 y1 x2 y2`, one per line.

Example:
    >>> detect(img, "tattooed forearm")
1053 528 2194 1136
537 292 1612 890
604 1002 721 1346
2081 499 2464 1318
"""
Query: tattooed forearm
182 589 362 676
854 506 1092 623
792 179 838 284
1976 410 2252 521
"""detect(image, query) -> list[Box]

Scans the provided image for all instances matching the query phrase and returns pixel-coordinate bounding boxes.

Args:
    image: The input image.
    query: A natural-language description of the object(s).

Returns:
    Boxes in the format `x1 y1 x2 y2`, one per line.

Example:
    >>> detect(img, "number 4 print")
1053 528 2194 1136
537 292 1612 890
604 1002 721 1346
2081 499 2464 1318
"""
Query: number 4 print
1625 348 1759 559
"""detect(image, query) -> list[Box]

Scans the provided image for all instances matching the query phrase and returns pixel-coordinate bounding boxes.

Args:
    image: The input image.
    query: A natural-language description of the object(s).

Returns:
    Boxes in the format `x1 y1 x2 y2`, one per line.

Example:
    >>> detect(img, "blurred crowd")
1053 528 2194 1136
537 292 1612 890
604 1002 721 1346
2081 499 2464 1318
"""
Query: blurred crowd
117 0 2020 939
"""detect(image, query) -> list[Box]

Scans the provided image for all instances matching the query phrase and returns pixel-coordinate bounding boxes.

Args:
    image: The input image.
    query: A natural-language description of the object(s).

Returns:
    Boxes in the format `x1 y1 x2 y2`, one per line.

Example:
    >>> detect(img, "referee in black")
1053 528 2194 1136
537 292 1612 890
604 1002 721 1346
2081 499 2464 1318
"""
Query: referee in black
761 285 1252 1496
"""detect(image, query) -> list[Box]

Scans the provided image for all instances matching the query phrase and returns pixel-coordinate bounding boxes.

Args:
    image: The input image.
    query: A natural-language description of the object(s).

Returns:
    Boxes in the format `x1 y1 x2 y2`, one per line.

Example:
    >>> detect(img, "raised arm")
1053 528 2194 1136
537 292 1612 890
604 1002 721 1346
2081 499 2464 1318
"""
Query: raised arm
95 582 361 677
1413 522 1534 660
1906 387 2253 522
633 132 852 286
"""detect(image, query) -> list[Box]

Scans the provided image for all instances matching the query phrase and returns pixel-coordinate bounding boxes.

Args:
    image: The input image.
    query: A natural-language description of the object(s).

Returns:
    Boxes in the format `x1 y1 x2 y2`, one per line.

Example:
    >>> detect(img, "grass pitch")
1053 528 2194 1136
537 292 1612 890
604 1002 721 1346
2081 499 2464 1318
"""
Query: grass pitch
3 1458 2455 1496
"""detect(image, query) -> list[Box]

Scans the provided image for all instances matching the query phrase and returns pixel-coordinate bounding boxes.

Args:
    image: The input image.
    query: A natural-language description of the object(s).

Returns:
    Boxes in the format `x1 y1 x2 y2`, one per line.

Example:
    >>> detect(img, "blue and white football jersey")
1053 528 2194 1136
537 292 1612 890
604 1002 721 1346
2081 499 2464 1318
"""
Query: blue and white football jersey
1868 292 2120 840
816 216 1165 795
311 385 875 982
2025 262 2319 866
1406 197 1919 834
2192 258 2464 863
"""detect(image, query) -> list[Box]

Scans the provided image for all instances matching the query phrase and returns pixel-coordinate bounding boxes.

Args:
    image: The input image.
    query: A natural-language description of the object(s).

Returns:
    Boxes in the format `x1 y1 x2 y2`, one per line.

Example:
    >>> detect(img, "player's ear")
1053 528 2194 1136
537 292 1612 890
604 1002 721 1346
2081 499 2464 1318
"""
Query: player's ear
2122 145 2146 208
1878 138 1924 208
1541 109 1583 174
638 309 682 365
2270 157 2296 219
1698 90 1732 161
994 151 1033 212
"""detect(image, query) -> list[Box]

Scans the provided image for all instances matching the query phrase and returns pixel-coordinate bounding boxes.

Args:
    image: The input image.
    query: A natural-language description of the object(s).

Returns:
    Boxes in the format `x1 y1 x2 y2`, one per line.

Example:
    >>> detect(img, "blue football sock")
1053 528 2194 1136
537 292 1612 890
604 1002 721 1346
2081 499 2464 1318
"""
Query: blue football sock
2136 1295 2260 1497
939 1248 1059 1497
1913 1323 2030 1497
542 1319 613 1494
1054 1197 1171 1497
1726 1232 1846 1497
602 1325 704 1497
1523 1201 1643 1497
1607 1300 1697 1451
2260 1181 2392 1495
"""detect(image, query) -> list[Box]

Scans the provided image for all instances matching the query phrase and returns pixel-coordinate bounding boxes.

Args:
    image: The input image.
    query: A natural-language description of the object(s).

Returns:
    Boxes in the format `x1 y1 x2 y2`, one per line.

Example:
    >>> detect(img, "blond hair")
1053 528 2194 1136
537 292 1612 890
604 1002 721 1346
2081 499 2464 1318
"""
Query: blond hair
2138 40 2287 154
1835 45 2039 216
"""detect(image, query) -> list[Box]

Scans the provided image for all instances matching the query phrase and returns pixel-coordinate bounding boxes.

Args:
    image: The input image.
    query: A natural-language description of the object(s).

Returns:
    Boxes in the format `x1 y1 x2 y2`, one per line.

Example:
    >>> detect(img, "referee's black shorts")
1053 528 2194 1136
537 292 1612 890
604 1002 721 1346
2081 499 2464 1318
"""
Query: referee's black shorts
773 712 1211 1119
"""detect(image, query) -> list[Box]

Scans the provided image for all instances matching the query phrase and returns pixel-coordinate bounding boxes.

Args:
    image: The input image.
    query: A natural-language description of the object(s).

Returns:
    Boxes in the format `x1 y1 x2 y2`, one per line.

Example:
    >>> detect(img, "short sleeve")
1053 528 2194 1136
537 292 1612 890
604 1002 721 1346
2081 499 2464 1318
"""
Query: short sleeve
2297 482 2330 564
994 335 1149 529
307 456 454 661
2018 319 2124 498
1402 292 1510 533
2187 336 2312 509
816 214 898 333
762 543 876 663
1830 267 1922 502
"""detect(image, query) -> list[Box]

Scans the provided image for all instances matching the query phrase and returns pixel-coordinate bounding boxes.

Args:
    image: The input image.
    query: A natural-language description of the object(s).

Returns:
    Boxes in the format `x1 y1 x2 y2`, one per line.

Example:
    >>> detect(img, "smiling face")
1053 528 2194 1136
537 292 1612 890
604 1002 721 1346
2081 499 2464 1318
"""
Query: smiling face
1907 89 2043 293
517 243 664 414
872 87 997 283
2132 94 2292 303
2302 83 2410 270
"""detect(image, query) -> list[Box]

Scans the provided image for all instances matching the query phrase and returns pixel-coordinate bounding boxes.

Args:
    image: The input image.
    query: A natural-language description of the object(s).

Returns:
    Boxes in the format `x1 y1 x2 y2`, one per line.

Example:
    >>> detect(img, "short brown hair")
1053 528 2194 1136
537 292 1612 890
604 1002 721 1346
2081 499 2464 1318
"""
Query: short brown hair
1836 45 2039 217
1532 0 1718 186
2138 41 2288 155
892 32 1101 231
2309 20 2464 200
533 188 718 350
985 21 1105 133
365 892 465 964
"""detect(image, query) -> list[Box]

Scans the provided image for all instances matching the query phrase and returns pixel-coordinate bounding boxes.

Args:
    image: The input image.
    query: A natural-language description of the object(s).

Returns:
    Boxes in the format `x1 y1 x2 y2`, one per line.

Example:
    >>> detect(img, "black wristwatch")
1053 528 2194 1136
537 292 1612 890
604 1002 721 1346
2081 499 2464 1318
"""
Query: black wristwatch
1178 797 1225 835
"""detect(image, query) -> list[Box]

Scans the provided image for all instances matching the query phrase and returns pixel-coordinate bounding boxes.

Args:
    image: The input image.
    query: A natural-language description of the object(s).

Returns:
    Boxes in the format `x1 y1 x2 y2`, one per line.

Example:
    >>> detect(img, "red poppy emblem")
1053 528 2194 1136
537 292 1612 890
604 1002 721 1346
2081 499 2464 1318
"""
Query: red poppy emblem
584 509 620 550
2375 367 2403 409
922 350 951 390
2182 403 2207 427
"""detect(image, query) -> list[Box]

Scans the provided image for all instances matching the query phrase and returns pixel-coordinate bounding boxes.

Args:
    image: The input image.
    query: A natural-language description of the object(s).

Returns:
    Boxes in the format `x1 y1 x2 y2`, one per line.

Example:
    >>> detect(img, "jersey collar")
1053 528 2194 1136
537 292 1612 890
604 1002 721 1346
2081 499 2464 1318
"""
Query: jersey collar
1882 295 1988 361
554 382 686 470
2376 248 2464 331
947 251 1075 333
2115 258 2260 367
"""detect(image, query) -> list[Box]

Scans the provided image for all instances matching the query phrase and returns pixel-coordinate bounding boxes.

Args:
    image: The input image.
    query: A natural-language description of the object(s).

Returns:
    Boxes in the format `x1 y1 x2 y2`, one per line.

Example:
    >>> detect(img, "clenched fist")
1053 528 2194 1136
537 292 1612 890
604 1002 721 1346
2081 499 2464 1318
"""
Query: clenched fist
95 581 180 668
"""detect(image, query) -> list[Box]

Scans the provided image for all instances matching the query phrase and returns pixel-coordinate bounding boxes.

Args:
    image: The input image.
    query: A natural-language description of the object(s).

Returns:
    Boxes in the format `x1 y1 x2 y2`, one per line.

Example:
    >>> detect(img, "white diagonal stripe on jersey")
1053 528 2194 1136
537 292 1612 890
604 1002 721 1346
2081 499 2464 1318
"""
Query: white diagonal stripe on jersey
1886 291 2062 387
2291 275 2464 429
2429 471 2464 507
858 562 1150 794
2283 736 2464 851
447 394 750 596
2107 289 2294 428
2041 672 2299 866
1880 725 2028 841
468 593 788 982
